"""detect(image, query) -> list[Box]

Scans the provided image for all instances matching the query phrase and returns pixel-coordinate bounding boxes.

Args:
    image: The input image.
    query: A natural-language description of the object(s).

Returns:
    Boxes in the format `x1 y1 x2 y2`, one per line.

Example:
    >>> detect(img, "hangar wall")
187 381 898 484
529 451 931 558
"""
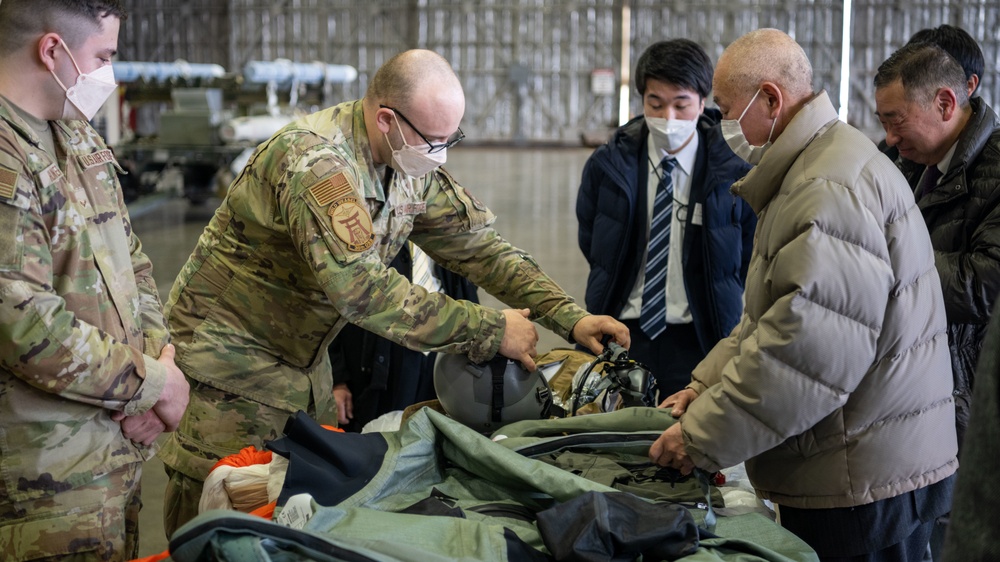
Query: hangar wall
118 0 999 143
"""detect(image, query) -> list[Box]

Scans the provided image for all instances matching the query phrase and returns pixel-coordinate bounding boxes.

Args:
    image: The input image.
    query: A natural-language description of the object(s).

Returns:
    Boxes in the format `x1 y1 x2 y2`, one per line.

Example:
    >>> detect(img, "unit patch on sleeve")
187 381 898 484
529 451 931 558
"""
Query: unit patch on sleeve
329 197 375 252
308 171 375 253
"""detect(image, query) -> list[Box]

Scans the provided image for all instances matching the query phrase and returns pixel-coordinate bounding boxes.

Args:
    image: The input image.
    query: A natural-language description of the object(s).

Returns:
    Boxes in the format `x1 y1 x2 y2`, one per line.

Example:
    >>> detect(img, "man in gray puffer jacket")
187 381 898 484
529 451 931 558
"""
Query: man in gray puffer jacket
874 42 1000 449
650 29 958 561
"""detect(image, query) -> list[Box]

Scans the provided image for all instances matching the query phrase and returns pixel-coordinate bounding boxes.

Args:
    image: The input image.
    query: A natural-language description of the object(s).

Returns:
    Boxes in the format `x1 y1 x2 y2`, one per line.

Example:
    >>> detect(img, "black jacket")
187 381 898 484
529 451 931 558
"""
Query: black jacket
889 98 1000 446
329 245 479 431
942 303 1000 561
576 111 754 353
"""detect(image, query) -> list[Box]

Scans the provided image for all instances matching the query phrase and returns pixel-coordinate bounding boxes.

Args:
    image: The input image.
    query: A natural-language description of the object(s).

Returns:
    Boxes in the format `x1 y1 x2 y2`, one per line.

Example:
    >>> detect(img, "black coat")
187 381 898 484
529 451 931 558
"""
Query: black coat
576 111 754 353
329 245 479 431
890 98 1000 446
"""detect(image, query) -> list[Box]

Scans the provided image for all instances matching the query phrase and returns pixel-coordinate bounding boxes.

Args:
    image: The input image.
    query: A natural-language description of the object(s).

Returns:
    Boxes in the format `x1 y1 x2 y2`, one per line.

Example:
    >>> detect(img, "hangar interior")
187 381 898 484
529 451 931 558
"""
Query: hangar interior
81 0 999 558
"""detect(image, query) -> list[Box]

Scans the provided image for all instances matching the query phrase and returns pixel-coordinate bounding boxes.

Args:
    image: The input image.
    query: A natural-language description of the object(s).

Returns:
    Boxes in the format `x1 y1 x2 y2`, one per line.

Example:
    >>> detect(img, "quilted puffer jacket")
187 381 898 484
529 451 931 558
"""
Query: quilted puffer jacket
682 92 958 509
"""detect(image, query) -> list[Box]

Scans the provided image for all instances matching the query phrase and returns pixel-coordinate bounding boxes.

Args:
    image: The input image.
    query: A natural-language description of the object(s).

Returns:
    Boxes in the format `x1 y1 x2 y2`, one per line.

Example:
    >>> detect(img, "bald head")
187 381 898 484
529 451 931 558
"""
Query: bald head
364 49 466 167
366 49 463 114
716 29 814 102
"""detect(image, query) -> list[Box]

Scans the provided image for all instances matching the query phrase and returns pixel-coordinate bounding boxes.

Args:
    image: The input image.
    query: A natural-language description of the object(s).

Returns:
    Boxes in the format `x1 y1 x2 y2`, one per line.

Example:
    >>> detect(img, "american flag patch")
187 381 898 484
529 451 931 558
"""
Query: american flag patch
0 165 18 200
309 172 353 207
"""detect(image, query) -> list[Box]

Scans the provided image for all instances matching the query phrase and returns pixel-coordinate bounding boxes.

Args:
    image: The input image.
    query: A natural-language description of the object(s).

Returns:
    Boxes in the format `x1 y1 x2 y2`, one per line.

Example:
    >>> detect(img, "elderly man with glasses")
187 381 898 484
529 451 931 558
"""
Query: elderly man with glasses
158 49 630 536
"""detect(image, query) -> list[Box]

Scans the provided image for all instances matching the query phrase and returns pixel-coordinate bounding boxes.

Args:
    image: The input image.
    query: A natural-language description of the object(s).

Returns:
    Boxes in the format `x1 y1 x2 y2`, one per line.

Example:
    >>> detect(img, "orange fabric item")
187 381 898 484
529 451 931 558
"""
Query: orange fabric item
130 435 336 562
250 501 277 519
209 445 273 472
208 427 343 473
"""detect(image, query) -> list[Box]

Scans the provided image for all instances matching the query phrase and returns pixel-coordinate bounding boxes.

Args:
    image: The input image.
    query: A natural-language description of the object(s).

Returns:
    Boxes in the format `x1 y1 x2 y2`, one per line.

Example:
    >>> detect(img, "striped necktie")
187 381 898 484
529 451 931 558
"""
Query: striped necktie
410 242 441 294
640 156 676 339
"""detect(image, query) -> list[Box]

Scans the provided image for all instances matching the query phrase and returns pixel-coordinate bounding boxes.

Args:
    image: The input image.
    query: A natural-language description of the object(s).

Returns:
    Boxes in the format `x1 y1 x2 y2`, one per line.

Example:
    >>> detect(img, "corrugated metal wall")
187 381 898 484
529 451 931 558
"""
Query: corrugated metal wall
118 0 999 143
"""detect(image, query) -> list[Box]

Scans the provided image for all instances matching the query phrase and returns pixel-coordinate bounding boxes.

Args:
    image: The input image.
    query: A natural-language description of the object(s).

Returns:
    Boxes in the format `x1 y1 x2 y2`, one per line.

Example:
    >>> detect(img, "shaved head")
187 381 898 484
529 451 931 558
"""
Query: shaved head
716 28 813 101
367 49 463 114
363 49 465 167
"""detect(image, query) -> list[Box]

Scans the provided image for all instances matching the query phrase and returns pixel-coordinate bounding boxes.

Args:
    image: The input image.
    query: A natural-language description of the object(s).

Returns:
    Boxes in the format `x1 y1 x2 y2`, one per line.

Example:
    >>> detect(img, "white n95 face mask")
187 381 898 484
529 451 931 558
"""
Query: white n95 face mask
386 116 447 178
721 88 776 166
646 117 697 153
49 39 118 122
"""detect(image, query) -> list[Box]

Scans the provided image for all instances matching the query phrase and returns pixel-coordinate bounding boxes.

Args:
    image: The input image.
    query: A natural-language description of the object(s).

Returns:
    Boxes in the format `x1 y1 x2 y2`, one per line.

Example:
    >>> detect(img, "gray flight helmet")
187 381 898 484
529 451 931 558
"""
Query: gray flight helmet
434 353 552 434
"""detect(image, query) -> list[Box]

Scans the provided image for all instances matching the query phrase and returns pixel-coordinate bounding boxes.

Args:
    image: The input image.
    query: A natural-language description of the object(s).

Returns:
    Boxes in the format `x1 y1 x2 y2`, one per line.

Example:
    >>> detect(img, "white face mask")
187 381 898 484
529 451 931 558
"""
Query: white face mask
49 39 118 121
646 117 697 153
385 116 447 178
721 88 777 165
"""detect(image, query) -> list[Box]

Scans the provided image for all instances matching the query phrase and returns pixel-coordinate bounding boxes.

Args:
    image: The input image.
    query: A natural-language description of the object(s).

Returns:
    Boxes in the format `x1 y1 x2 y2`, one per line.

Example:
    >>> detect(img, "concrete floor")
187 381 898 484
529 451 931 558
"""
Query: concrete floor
130 145 596 557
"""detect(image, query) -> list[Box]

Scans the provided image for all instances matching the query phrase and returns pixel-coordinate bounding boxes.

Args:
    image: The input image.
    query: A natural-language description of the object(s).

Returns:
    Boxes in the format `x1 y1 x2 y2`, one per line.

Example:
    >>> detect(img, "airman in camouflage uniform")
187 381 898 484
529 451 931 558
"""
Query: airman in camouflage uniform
0 1 190 559
160 49 630 535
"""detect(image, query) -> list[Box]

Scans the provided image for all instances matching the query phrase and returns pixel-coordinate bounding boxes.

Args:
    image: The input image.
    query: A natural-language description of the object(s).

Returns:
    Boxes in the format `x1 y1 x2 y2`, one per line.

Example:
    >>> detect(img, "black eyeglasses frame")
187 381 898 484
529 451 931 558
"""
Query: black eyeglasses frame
379 104 465 154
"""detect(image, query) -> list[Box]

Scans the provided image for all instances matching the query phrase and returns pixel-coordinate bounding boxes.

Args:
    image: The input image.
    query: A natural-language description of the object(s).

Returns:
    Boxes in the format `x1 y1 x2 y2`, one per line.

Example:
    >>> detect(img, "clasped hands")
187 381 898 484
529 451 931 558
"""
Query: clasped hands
112 343 191 446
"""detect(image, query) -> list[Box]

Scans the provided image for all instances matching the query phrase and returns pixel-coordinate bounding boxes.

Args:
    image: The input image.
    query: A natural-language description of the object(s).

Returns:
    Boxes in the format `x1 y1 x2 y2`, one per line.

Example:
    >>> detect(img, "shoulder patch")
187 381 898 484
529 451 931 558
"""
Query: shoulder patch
309 171 354 207
328 196 375 252
0 164 18 200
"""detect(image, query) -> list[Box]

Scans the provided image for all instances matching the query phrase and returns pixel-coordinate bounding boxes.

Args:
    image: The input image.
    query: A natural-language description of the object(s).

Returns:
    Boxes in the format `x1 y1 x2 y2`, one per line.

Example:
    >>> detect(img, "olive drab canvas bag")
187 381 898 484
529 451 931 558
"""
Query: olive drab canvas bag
165 408 817 562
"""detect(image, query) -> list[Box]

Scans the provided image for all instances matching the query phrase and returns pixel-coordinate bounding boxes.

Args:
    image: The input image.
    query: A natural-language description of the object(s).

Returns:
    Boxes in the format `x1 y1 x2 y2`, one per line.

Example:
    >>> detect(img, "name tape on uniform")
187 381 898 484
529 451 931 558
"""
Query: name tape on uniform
39 164 65 189
0 165 17 200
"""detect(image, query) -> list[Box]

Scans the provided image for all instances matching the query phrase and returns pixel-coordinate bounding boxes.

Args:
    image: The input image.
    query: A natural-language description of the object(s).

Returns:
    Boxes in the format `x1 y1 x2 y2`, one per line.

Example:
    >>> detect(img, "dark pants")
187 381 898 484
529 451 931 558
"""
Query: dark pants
780 476 954 562
622 319 703 397
816 519 933 562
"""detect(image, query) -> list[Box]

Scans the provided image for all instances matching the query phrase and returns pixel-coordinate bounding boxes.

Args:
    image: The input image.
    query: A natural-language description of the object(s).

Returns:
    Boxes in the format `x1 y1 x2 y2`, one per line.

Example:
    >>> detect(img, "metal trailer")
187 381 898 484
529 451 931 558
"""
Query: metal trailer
109 60 357 204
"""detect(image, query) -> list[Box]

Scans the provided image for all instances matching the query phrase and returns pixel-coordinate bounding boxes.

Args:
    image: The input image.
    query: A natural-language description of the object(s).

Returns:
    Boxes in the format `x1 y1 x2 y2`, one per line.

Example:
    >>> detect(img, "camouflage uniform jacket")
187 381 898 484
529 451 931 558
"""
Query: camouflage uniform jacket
160 100 586 479
0 98 168 502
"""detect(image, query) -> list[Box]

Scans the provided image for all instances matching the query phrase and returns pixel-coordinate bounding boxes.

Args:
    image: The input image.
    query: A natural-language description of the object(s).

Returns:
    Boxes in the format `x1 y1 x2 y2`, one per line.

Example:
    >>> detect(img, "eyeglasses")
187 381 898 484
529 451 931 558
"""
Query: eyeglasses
380 104 465 154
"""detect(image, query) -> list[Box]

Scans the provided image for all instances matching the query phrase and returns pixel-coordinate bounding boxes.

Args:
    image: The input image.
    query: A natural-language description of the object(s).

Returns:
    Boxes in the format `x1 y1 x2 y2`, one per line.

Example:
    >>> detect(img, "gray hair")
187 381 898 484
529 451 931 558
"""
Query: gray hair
874 42 969 107
717 28 813 100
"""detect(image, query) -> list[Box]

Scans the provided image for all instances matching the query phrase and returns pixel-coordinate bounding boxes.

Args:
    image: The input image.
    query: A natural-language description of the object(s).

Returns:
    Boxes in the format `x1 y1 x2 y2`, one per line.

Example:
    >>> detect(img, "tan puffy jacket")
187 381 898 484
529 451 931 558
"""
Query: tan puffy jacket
683 92 958 509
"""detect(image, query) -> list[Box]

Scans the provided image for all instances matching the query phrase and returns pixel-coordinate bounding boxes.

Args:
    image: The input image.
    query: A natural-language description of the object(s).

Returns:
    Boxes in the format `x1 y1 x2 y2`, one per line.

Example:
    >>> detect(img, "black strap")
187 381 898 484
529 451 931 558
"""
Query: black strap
491 360 505 423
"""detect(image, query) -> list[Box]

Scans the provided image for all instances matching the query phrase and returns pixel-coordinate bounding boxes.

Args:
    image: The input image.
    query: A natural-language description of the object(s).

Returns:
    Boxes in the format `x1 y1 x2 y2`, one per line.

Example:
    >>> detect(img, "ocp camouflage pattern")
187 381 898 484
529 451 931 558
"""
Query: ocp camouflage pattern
159 99 587 479
0 97 167 506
